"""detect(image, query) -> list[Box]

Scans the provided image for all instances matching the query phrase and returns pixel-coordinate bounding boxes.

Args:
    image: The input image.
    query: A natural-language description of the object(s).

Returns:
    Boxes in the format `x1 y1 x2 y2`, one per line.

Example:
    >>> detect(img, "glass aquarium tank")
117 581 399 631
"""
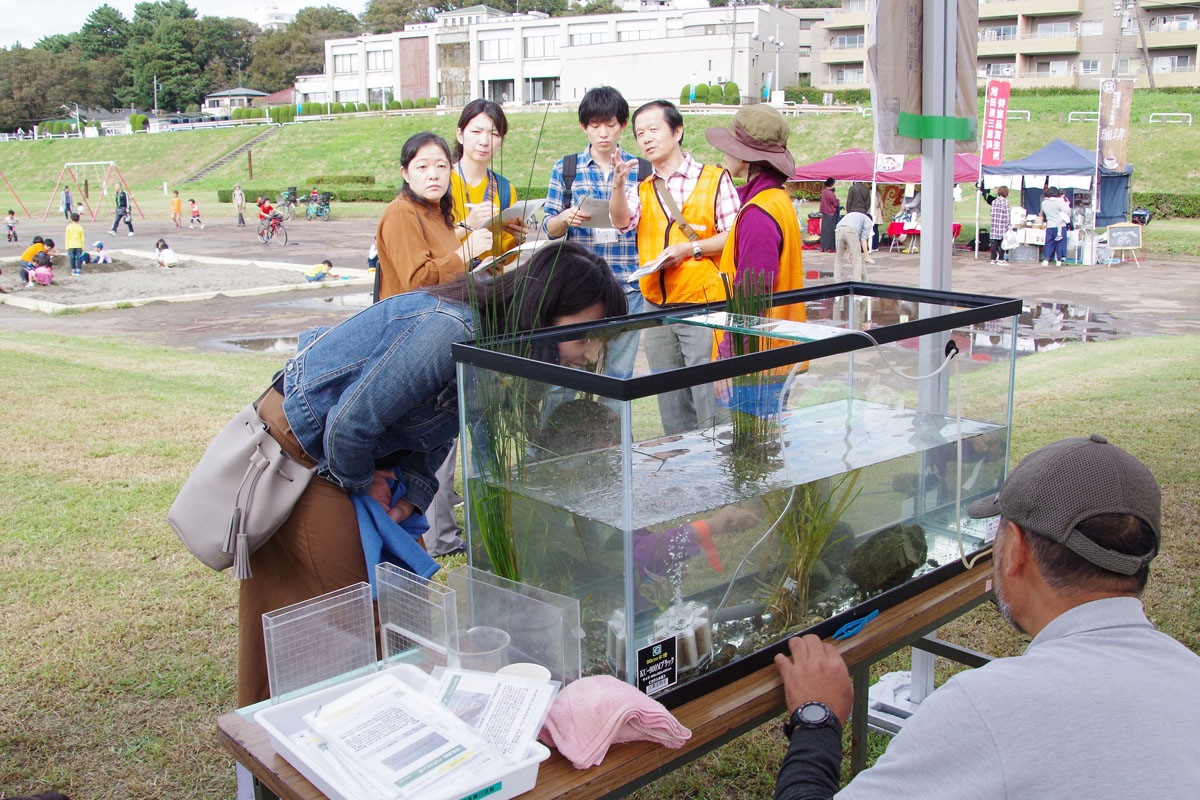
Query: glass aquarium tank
452 283 1021 703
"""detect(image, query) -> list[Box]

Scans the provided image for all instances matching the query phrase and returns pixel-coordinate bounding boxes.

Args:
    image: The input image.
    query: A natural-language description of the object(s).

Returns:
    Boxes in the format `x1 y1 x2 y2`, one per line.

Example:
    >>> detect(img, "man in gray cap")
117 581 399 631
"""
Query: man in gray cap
773 434 1200 799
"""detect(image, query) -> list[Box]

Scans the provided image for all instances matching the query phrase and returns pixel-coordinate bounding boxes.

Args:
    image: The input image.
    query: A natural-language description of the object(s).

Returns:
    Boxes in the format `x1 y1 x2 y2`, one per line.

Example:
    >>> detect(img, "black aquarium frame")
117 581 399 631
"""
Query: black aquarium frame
452 281 1021 707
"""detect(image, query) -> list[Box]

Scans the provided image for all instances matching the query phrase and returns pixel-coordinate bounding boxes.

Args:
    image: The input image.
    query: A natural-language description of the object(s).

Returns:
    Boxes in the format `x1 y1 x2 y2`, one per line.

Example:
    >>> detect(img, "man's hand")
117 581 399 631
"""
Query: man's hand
774 634 853 726
548 206 591 237
612 158 634 189
659 241 694 269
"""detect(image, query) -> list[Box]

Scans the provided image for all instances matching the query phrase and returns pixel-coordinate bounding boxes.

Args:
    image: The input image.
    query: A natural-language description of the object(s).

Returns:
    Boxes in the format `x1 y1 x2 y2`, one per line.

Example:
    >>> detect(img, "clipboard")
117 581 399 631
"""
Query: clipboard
574 196 613 229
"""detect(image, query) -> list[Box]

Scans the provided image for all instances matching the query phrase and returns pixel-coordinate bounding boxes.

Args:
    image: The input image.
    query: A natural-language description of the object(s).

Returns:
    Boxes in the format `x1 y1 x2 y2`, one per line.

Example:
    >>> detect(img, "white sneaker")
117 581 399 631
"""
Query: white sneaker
107 230 115 236
1041 260 1049 266
128 232 135 237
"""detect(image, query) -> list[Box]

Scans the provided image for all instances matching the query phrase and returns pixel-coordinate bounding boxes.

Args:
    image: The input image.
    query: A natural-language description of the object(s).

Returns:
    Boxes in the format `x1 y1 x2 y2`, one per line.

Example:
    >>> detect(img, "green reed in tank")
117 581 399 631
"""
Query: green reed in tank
762 470 861 632
721 271 776 459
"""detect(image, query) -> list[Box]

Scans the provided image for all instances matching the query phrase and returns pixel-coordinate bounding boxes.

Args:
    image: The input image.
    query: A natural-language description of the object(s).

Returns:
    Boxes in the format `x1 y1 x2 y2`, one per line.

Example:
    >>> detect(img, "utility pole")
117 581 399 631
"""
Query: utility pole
1133 1 1156 89
728 3 736 87
153 75 159 116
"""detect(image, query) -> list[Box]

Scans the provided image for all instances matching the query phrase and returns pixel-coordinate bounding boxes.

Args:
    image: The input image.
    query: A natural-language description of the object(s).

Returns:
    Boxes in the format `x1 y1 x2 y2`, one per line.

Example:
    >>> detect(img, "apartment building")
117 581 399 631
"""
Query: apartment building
294 4 825 109
811 0 1198 91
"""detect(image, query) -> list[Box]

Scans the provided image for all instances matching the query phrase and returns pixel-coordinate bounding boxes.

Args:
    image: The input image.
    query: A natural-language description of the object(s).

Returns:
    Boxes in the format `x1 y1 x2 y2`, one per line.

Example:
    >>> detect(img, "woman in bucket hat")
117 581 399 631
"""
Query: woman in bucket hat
704 105 806 377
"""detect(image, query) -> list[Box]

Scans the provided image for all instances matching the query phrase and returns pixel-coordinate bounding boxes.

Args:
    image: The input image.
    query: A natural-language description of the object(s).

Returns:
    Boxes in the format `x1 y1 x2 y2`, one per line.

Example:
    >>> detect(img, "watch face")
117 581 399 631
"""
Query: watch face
799 702 830 725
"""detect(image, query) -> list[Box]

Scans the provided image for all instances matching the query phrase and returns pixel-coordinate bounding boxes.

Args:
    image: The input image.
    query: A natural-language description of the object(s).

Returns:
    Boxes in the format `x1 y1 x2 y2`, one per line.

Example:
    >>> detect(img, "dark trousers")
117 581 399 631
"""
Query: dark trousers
989 238 1006 262
111 210 133 233
68 248 83 272
820 213 838 251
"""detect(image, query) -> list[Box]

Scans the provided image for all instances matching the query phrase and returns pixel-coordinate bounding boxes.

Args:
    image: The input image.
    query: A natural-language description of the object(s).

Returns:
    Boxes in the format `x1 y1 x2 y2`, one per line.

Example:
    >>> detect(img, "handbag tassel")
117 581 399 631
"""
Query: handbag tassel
233 532 252 579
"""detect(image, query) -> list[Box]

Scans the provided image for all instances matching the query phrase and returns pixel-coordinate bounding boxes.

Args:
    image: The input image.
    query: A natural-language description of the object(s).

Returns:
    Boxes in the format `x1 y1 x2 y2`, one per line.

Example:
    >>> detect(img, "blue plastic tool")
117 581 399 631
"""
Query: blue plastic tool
832 608 879 640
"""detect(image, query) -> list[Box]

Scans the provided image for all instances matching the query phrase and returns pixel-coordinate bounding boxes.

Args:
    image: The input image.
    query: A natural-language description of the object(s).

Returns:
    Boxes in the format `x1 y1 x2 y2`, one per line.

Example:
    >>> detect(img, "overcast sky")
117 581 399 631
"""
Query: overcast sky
0 0 345 49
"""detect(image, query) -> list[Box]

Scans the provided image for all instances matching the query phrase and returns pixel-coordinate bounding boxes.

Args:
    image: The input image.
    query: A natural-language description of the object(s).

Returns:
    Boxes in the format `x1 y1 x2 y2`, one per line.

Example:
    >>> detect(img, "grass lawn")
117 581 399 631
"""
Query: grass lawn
0 332 1196 799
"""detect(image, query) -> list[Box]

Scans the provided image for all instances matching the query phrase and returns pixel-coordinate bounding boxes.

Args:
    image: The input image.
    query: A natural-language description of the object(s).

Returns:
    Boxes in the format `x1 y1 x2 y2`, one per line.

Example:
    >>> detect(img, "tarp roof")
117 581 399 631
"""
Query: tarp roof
981 138 1133 178
791 149 981 183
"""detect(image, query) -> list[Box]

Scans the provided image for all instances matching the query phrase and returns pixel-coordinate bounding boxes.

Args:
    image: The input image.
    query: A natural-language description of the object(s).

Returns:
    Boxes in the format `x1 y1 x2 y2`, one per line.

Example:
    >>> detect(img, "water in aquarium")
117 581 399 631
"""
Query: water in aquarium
466 419 1007 689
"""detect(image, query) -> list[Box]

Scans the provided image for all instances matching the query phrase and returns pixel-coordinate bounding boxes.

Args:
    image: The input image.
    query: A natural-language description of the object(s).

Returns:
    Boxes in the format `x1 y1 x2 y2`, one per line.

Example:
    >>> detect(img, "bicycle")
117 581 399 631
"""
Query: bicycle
257 215 287 245
277 191 296 221
305 193 332 222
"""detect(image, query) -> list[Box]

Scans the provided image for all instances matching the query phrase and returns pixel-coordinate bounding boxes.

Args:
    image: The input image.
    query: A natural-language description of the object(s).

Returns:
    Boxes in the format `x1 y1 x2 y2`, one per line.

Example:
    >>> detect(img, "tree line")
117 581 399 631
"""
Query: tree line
0 0 625 131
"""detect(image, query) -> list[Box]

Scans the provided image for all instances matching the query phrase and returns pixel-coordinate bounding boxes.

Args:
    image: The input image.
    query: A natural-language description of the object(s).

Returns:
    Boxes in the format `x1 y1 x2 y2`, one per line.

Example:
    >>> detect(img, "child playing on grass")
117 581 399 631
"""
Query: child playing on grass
188 199 203 230
171 191 182 228
65 213 85 276
5 210 17 242
155 238 179 268
304 259 334 282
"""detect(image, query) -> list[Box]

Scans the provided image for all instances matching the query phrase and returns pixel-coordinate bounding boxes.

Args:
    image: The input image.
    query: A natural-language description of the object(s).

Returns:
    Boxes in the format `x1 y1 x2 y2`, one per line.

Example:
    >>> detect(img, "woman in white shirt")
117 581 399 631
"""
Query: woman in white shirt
1040 187 1072 266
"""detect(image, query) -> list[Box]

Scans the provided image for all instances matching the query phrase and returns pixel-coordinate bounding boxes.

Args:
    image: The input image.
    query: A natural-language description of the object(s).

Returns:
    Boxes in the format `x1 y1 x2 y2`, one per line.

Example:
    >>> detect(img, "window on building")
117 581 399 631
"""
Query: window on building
335 89 359 103
1034 60 1069 76
1152 14 1196 32
1079 20 1103 36
1153 54 1193 73
798 20 812 30
833 34 864 49
1079 59 1100 74
981 25 1017 40
304 92 328 103
834 66 864 84
1121 16 1140 35
366 49 392 71
797 45 811 56
368 87 394 104
524 77 560 102
1118 57 1142 74
985 62 1015 77
617 29 655 42
570 31 606 46
1035 22 1071 38
333 54 358 74
523 35 558 57
847 0 866 11
479 38 512 61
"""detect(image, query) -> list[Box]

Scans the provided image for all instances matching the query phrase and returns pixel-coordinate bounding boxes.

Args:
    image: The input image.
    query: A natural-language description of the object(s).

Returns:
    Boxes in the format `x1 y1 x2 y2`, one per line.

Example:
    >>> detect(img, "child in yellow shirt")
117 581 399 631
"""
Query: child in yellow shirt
171 191 182 228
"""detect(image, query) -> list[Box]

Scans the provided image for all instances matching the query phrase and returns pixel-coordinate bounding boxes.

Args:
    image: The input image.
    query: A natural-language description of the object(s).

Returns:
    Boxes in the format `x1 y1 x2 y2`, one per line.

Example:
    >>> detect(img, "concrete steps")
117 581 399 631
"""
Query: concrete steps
180 126 282 185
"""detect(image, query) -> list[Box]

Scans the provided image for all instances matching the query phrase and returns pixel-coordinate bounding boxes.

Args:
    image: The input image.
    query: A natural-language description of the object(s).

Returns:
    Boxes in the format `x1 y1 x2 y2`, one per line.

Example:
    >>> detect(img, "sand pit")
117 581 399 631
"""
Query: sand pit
0 250 370 312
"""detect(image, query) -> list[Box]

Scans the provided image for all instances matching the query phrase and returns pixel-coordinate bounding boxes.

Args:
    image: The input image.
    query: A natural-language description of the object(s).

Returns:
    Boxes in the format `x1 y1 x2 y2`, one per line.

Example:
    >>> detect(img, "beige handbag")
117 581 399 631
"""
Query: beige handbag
167 389 314 579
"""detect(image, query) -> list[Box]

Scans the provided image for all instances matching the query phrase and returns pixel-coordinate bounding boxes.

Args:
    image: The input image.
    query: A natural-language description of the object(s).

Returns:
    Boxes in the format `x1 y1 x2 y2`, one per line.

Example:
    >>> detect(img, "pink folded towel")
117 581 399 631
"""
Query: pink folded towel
539 675 692 769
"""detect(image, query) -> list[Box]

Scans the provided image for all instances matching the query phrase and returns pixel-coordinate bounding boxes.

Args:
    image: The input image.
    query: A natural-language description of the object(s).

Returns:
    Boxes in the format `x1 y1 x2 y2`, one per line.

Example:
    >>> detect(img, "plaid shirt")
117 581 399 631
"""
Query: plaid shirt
621 153 741 239
990 195 1010 238
543 147 643 281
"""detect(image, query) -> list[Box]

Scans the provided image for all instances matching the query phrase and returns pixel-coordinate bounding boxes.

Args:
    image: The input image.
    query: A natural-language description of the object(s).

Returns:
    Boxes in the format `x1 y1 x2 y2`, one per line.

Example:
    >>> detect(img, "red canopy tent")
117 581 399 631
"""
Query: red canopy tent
791 149 980 184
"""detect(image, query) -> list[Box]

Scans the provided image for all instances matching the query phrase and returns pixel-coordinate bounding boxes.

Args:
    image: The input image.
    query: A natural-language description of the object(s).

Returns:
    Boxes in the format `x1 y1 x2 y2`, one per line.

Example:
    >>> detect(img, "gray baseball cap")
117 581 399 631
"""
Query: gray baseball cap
967 434 1160 575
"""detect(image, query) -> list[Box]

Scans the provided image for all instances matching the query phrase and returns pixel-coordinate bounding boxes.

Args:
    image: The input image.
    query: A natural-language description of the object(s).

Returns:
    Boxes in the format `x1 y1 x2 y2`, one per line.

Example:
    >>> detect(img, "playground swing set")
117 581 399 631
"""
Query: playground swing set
39 162 145 224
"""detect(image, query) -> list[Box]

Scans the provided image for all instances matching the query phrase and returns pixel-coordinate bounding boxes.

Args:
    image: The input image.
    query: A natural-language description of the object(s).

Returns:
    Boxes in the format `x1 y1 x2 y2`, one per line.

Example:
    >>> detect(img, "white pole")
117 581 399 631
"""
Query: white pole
1091 84 1102 263
973 157 982 259
919 0 956 293
153 75 159 117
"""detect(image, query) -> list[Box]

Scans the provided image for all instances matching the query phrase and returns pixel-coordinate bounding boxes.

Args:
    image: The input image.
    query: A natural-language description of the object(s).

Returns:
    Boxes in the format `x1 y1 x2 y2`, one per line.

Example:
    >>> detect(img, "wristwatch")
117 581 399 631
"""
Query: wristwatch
691 242 703 260
783 701 840 739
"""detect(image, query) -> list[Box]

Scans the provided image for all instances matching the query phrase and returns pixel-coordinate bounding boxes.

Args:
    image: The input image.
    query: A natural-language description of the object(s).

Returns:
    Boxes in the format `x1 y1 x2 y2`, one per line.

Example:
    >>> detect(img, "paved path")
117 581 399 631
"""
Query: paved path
1 216 1196 350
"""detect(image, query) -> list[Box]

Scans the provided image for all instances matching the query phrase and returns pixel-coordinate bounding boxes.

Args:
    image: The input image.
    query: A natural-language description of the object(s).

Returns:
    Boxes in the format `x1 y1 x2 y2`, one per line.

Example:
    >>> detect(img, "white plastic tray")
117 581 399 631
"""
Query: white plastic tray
254 664 550 800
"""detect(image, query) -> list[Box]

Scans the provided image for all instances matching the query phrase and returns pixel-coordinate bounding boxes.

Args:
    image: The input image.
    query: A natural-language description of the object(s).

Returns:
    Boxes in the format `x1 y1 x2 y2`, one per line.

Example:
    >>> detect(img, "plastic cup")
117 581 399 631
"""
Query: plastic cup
449 626 510 672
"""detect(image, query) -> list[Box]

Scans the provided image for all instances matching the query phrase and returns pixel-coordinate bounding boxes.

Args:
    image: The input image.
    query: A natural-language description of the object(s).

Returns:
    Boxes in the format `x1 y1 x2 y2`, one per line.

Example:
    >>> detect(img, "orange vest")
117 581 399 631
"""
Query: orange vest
636 164 734 305
718 186 807 368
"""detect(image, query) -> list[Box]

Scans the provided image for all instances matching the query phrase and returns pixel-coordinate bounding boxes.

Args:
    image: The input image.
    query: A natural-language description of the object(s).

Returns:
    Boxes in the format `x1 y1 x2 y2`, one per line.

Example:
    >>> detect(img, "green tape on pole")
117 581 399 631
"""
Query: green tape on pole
897 111 972 141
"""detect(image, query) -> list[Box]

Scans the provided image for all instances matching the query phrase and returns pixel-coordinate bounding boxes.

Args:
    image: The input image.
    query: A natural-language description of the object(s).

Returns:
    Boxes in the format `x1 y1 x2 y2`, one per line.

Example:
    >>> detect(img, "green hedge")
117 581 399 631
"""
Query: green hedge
215 183 548 204
387 100 402 110
1130 192 1200 219
724 82 740 105
783 87 871 105
307 175 376 185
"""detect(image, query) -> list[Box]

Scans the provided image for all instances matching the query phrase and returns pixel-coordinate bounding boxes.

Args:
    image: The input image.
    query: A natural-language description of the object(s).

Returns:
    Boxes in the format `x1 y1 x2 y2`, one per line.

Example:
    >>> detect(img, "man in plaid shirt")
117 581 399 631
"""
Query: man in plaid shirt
543 86 647 380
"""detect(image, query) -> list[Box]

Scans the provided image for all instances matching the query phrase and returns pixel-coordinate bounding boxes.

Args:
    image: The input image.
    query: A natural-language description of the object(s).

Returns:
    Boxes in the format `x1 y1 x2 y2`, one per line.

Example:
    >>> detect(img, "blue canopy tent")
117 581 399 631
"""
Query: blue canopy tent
981 138 1132 227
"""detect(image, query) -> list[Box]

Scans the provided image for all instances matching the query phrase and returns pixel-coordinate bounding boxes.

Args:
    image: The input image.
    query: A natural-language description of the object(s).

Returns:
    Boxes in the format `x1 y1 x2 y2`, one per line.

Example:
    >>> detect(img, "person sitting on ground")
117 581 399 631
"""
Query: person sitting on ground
18 236 46 272
85 241 112 265
304 260 334 282
27 250 54 287
155 238 179 268
773 434 1200 799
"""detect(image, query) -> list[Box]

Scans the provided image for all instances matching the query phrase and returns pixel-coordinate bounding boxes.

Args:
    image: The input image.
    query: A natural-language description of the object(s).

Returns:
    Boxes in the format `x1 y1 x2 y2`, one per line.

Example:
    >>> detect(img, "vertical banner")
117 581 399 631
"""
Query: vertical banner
1098 79 1135 172
981 80 1010 166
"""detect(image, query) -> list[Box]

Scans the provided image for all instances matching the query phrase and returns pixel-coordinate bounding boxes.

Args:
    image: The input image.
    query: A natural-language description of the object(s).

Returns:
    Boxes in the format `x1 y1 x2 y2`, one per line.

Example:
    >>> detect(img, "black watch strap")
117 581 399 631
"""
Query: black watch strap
783 701 840 739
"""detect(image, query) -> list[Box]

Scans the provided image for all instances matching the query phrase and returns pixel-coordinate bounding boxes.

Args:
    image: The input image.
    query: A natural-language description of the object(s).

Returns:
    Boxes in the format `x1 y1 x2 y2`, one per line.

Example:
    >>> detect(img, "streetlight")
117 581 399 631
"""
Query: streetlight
60 102 81 136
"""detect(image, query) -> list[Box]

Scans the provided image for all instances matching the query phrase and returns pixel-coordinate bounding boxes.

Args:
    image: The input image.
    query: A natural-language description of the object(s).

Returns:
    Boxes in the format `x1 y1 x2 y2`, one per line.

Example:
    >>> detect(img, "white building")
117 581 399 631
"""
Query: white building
295 4 824 109
256 1 295 32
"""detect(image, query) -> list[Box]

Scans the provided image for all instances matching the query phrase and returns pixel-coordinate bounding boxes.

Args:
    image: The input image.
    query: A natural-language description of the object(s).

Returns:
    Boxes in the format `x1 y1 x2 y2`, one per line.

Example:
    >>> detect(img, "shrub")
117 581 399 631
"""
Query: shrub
724 82 740 105
128 113 148 132
693 83 710 104
429 96 439 106
402 98 415 109
185 103 200 113
307 175 376 185
784 86 871 105
415 98 428 108
329 102 344 114
369 102 381 111
1130 192 1200 219
387 100 401 110
357 103 368 112
680 85 691 105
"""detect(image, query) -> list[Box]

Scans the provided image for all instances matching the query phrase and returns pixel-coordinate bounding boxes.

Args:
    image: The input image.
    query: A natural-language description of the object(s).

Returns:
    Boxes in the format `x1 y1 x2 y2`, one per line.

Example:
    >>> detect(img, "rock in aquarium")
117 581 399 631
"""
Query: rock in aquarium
846 523 928 592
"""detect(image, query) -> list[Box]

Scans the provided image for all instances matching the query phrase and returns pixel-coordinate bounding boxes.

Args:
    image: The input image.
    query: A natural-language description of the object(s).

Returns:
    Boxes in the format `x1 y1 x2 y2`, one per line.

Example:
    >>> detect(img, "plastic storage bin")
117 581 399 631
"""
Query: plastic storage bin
453 282 1020 703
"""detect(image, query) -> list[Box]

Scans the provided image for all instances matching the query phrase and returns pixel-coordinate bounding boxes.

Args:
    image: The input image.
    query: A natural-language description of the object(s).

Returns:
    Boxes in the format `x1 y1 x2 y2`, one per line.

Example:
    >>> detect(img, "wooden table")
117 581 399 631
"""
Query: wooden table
217 556 994 800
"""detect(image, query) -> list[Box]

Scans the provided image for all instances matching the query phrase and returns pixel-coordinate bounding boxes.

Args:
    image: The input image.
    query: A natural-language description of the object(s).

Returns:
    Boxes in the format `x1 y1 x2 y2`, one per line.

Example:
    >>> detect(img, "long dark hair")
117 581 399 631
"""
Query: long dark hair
428 241 626 336
400 131 455 228
452 99 508 162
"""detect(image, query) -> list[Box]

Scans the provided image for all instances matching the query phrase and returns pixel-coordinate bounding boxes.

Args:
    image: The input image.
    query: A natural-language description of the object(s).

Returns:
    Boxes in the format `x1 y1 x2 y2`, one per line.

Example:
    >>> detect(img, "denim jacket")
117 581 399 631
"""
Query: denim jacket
281 292 473 512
